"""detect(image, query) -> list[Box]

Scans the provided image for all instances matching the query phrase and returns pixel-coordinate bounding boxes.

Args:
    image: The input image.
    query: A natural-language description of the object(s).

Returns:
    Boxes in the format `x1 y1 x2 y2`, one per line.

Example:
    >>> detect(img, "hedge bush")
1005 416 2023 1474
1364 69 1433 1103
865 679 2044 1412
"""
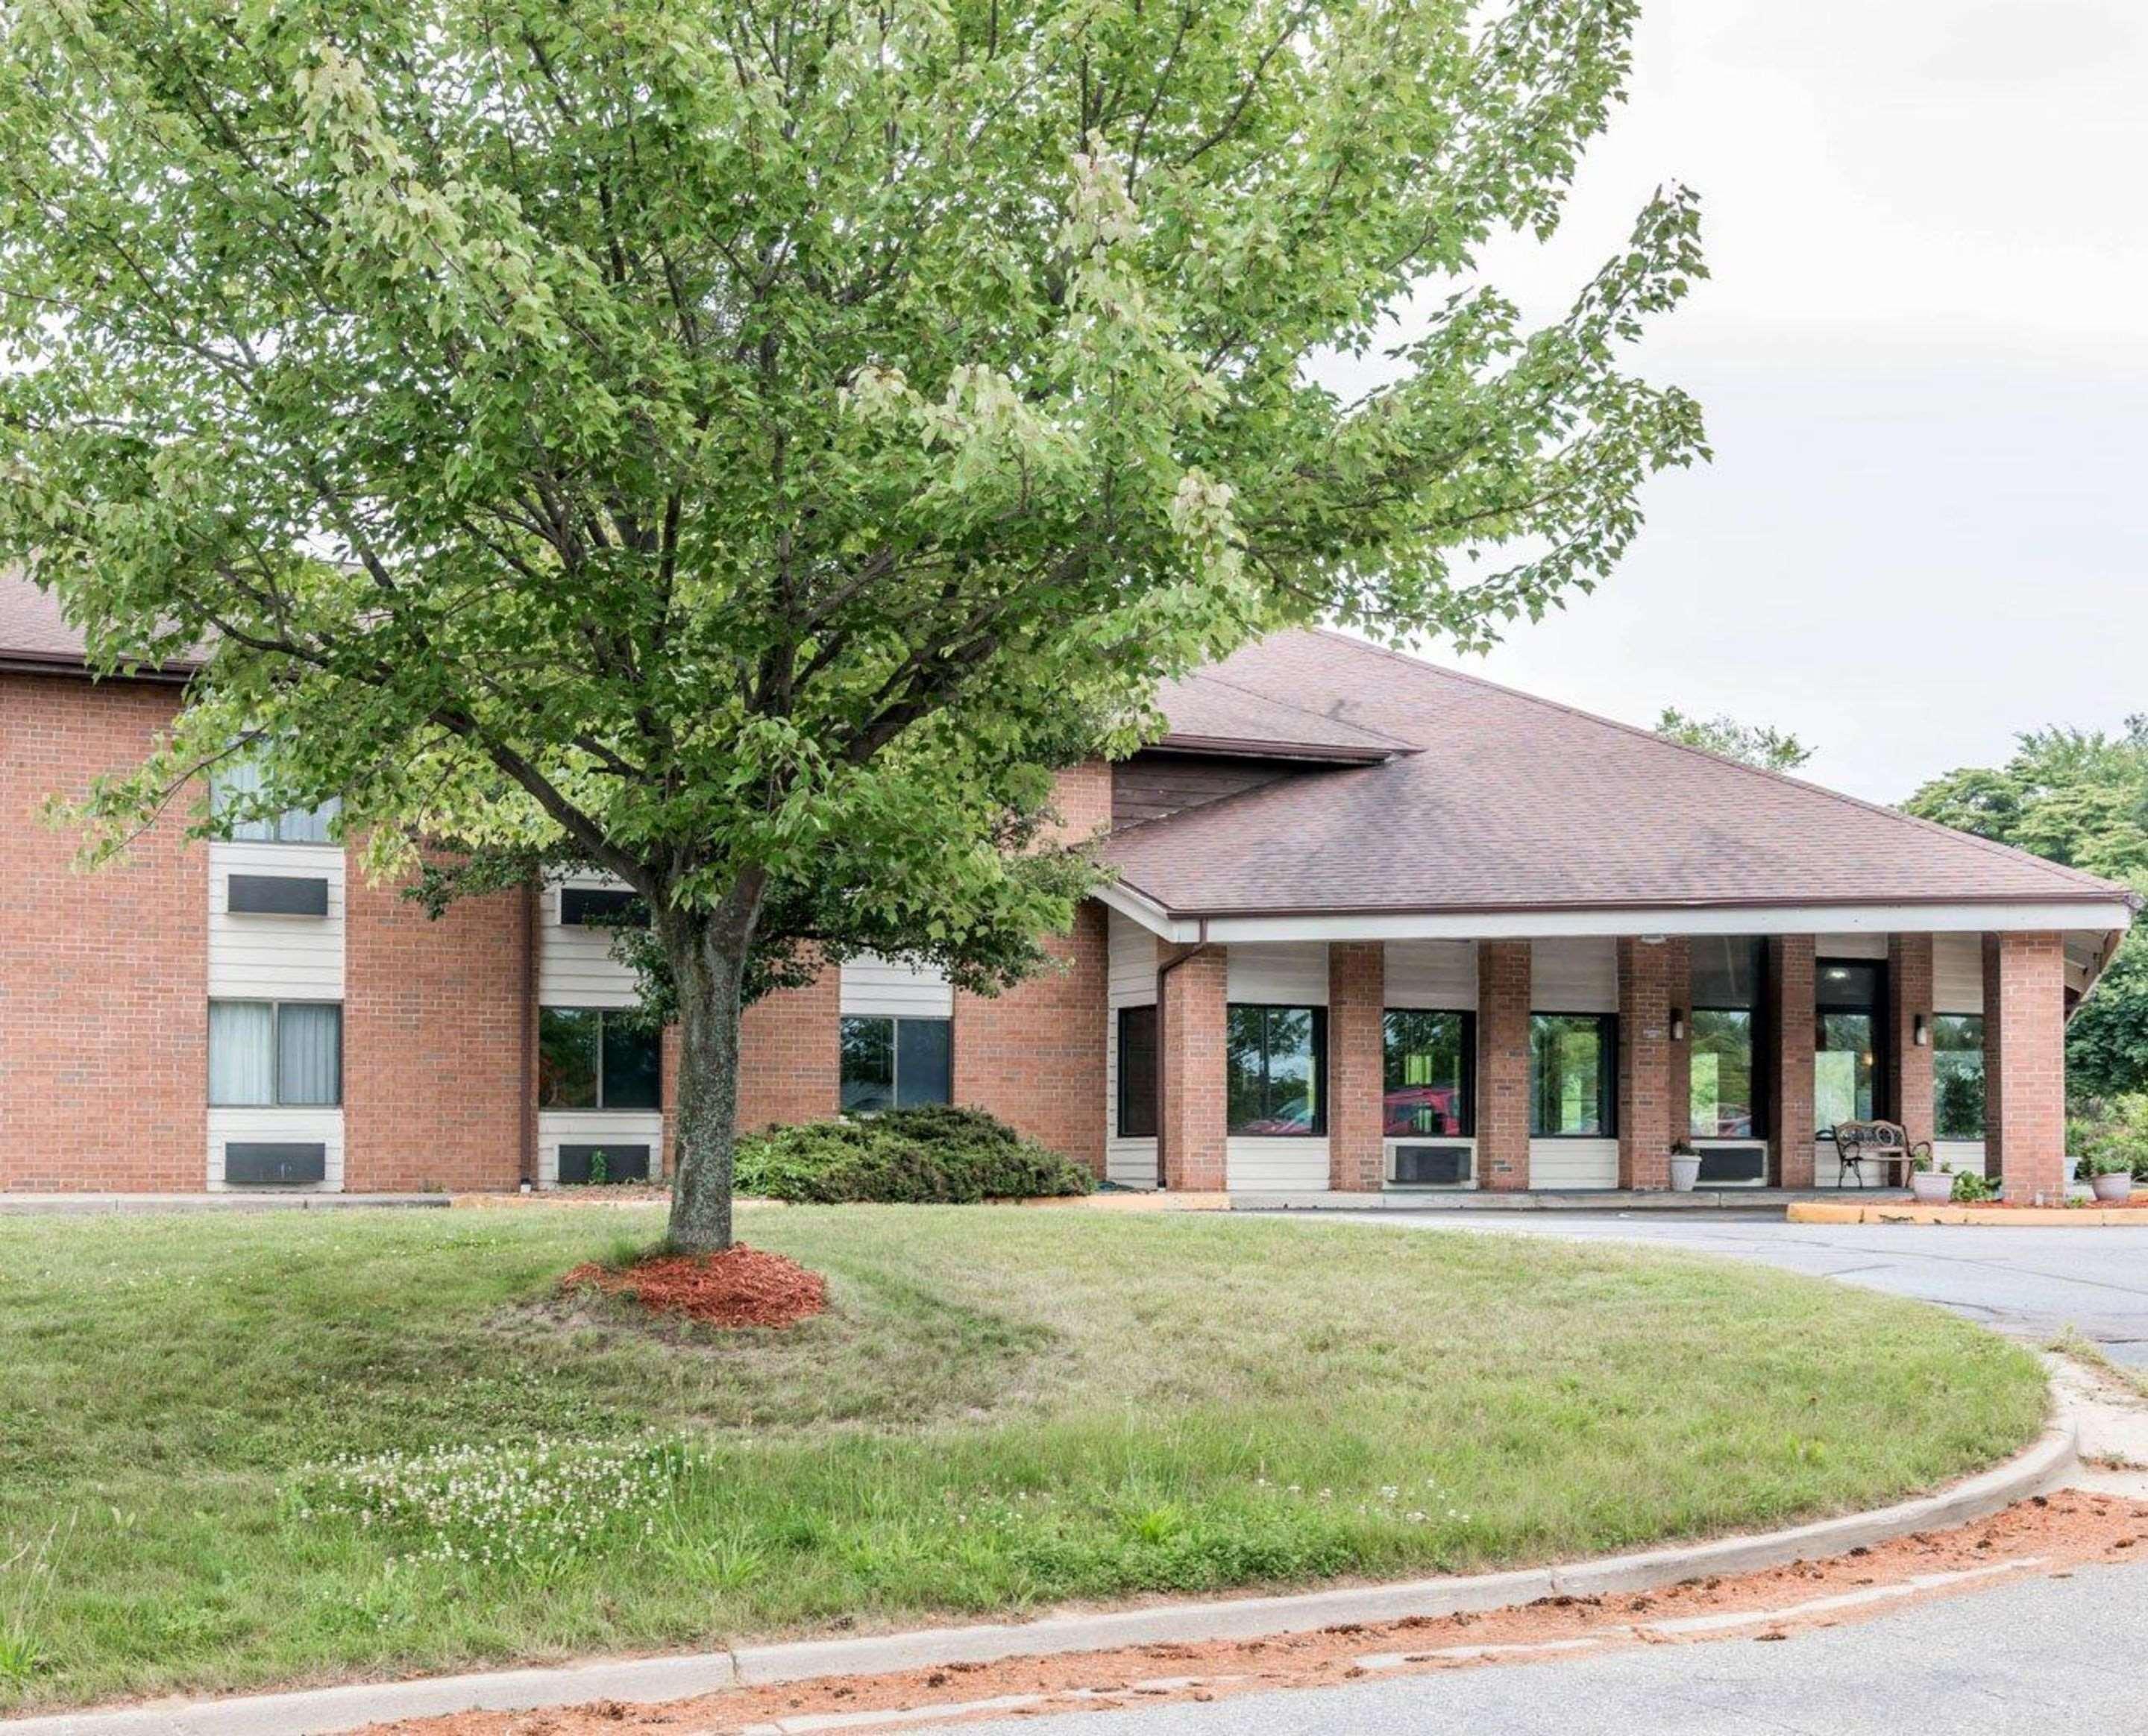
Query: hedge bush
733 1105 1096 1204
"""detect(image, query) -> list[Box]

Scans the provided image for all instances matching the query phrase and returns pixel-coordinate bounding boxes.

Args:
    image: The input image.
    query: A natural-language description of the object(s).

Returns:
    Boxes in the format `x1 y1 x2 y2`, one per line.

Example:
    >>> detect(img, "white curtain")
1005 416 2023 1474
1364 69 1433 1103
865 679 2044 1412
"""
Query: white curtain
277 1004 342 1106
208 1001 275 1104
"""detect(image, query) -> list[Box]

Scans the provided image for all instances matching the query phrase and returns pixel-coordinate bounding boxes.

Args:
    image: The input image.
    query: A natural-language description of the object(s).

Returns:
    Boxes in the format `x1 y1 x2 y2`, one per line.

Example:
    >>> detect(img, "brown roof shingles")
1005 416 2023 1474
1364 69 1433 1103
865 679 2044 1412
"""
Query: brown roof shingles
0 571 203 678
1108 629 2132 916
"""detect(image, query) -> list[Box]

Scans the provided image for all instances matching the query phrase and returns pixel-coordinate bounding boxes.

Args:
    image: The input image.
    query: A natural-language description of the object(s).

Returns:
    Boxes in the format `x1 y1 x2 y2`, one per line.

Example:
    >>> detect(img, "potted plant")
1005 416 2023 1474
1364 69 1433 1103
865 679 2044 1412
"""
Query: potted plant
2082 1151 2135 1204
1909 1154 1953 1205
1669 1140 1701 1193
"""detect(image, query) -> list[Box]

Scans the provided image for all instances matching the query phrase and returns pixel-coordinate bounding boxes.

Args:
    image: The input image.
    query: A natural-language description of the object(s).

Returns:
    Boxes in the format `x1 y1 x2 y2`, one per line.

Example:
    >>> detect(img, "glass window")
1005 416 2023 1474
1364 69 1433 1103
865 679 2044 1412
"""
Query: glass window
1933 1013 1985 1140
1691 937 1764 1008
210 754 342 845
210 1000 342 1107
1530 1013 1615 1136
1117 1005 1159 1139
1689 1009 1756 1139
1226 1005 1326 1136
1815 962 1883 1129
538 1007 658 1110
840 1016 951 1113
1382 1010 1471 1137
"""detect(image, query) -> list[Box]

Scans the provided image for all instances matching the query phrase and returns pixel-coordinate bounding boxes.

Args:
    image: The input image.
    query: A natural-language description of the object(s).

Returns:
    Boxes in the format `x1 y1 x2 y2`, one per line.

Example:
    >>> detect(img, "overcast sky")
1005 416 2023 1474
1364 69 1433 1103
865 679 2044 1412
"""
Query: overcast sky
1325 0 2148 802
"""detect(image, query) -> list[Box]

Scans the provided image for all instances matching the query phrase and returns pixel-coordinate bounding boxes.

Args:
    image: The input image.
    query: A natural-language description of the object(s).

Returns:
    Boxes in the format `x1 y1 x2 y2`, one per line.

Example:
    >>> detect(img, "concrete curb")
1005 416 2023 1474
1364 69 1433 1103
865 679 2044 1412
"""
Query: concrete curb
1789 1201 2148 1227
1 1412 2076 1736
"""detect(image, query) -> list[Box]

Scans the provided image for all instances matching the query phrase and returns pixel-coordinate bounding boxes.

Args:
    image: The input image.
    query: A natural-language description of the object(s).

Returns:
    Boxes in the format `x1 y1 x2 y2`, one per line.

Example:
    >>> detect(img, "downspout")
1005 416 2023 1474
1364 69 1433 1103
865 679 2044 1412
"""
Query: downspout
1151 922 1212 1190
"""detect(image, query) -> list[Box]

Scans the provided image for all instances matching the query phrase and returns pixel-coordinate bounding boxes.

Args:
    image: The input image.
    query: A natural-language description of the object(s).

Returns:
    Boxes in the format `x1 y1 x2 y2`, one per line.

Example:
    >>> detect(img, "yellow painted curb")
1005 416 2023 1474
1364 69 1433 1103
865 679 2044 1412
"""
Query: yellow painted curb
1786 1201 2145 1227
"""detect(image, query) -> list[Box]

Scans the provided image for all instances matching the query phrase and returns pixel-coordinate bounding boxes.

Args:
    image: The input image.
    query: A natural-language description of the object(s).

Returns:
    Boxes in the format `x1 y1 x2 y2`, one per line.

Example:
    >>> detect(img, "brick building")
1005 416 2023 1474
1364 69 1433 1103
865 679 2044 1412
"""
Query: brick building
2 579 2133 1202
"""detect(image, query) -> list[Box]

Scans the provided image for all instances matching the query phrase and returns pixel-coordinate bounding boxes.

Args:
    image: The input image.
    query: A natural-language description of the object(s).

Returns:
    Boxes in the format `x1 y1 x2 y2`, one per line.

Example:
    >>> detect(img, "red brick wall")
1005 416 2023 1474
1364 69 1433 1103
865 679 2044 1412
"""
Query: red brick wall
1985 931 2067 1203
1328 942 1384 1191
344 869 528 1192
1160 943 1228 1189
1888 933 1935 1150
737 963 840 1131
953 901 1108 1174
0 674 207 1191
1476 940 1530 1190
1617 938 1672 1189
1769 935 1817 1186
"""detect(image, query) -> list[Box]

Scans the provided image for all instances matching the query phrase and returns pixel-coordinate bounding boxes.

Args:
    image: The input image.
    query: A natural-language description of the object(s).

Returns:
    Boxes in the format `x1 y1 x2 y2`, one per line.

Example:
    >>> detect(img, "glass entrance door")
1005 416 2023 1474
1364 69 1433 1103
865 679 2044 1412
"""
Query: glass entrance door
1814 960 1885 1130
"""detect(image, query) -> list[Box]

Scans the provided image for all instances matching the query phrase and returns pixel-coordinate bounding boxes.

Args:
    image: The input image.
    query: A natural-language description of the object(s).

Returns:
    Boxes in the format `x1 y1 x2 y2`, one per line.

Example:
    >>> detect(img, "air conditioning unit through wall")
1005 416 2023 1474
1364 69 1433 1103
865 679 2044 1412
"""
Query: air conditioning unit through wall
1391 1144 1472 1186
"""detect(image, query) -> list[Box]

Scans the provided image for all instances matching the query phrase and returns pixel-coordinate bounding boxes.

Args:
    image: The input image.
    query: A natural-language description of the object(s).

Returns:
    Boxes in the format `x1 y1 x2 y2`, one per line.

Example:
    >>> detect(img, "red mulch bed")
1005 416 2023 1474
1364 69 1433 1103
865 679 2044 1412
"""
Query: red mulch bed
560 1244 827 1329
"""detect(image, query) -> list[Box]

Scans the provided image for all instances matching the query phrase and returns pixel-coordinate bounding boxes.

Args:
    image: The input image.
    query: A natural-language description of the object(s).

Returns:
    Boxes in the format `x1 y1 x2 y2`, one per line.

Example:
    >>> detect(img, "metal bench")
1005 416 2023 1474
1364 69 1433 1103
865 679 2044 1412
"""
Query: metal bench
1826 1119 1930 1189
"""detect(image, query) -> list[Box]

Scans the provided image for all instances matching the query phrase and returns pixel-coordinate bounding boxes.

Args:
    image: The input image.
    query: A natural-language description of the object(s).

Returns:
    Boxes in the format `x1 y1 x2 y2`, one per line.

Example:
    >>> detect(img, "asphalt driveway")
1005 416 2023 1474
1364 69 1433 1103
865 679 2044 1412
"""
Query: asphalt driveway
1347 1210 2148 1368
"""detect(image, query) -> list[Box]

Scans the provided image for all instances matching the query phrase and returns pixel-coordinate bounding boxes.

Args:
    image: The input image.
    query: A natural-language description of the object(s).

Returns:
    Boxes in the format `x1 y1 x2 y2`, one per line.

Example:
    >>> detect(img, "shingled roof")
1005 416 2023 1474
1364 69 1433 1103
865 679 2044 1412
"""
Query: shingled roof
0 571 202 679
1105 630 2133 919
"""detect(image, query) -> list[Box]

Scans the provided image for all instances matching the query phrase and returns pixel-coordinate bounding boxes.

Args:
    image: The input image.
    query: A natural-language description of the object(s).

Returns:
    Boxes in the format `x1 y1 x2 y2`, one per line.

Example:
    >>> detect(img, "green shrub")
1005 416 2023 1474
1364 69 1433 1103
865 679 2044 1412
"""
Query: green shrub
1950 1170 1996 1204
2070 1093 2148 1182
734 1105 1096 1204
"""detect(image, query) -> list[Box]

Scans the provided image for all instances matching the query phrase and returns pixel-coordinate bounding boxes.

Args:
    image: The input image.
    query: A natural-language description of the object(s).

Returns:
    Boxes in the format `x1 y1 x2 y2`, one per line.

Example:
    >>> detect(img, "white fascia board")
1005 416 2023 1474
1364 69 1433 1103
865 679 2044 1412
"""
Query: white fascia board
1188 901 2136 944
1093 881 1202 943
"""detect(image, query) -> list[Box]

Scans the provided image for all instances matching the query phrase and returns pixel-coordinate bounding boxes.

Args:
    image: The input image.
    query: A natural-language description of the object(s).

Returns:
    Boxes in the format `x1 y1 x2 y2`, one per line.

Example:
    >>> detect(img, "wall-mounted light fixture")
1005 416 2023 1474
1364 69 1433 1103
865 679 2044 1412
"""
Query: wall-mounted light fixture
1913 1013 1929 1047
1670 1009 1687 1042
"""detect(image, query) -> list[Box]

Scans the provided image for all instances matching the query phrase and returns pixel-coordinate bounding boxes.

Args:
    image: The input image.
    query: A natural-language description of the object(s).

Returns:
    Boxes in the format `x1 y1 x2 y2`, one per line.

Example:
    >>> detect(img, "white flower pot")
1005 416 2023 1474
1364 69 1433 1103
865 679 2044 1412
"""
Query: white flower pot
2091 1172 2135 1204
1669 1155 1701 1192
1910 1172 1954 1205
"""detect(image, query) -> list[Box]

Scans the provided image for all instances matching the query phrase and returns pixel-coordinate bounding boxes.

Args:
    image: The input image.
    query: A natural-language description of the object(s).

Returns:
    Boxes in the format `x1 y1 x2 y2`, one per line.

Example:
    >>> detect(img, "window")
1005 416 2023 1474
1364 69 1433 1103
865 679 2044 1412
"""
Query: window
1117 1005 1159 1139
1530 1013 1615 1136
1382 1010 1472 1137
538 1008 662 1110
1225 1004 1326 1136
209 1001 342 1106
1933 1013 1985 1140
1689 937 1765 1139
1815 961 1884 1128
559 887 647 928
839 1015 952 1113
209 755 341 844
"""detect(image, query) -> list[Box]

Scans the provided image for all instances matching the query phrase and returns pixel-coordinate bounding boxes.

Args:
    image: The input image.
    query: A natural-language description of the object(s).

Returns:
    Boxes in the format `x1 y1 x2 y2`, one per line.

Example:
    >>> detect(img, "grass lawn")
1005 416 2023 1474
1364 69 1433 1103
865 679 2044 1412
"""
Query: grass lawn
0 1205 2044 1710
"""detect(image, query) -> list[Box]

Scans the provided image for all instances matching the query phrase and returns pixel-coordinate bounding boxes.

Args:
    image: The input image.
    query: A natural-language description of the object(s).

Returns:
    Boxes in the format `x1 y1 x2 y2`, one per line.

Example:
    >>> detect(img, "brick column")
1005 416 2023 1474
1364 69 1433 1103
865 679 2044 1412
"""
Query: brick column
735 949 841 1130
1985 932 2067 1203
1768 936 1816 1186
1328 943 1386 1192
1618 939 1673 1189
1664 939 1692 1148
1476 940 1531 1191
1160 944 1228 1191
1888 934 1935 1151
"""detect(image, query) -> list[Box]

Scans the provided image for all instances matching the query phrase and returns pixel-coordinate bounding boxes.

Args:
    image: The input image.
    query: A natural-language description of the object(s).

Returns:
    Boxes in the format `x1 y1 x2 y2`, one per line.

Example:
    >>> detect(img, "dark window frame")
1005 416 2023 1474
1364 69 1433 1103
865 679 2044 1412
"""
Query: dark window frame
537 1006 663 1112
558 886 649 928
1688 938 1771 1142
1931 1011 1987 1142
1381 1007 1476 1139
1225 1002 1329 1139
1117 1004 1160 1139
207 998 345 1108
838 1013 955 1113
1814 957 1891 1125
1528 1010 1619 1139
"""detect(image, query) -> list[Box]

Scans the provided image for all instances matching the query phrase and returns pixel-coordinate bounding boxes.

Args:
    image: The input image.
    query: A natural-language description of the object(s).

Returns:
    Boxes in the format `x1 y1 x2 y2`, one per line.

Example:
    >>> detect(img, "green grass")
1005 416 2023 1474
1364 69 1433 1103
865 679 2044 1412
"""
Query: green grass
0 1206 2044 1710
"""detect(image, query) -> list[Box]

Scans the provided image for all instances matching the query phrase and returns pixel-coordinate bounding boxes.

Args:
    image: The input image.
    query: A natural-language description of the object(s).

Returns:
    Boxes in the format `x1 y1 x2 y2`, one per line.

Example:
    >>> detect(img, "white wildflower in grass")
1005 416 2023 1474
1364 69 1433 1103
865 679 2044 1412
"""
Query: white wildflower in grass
292 1435 691 1570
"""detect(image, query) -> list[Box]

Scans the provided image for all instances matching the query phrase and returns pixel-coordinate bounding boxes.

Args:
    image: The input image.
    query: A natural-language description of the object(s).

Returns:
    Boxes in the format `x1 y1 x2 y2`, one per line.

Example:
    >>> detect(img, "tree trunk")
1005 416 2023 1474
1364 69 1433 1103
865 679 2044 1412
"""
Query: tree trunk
664 874 765 1254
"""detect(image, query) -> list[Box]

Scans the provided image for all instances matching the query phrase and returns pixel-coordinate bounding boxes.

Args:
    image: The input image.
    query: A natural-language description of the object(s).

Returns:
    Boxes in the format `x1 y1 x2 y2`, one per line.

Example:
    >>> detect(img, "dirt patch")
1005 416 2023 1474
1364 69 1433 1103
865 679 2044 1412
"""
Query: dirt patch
359 1490 2148 1736
559 1245 826 1330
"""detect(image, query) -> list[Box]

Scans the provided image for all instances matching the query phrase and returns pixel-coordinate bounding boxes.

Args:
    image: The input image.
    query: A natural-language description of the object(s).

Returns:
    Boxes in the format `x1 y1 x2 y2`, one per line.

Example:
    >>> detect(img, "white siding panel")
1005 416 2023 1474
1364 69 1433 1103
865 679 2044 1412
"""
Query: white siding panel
1105 909 1158 1187
1528 1137 1618 1189
1816 932 1888 960
840 953 955 1017
1934 1139 1987 1175
1933 933 1985 1013
537 1110 665 1187
1384 940 1477 1008
540 875 643 1009
1226 1137 1330 1192
207 1107 344 1191
207 841 344 999
1530 938 1616 1013
1227 943 1328 1005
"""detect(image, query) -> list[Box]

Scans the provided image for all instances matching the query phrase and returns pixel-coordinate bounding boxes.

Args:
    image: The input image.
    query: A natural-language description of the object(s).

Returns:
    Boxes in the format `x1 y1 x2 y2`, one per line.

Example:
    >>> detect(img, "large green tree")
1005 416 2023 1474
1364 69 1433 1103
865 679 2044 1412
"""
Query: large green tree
1904 721 2148 1102
0 0 1703 1249
1654 706 1812 772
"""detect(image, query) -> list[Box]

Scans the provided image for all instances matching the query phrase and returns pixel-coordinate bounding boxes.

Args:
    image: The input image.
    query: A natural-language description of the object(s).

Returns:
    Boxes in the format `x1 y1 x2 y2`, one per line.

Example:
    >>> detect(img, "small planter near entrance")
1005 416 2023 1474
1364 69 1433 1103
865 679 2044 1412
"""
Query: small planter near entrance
1669 1142 1701 1192
2084 1155 2135 1204
1909 1164 1955 1205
